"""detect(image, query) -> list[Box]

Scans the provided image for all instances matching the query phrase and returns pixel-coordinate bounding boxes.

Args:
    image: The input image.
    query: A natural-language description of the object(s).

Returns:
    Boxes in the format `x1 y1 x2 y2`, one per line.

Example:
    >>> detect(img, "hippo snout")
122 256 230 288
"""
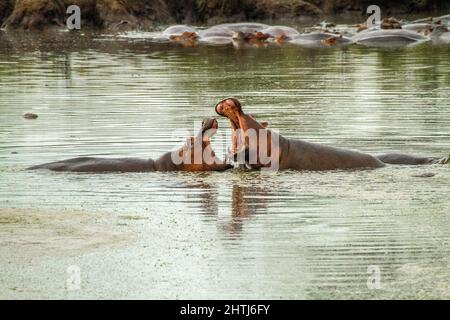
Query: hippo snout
215 98 243 117
215 102 224 116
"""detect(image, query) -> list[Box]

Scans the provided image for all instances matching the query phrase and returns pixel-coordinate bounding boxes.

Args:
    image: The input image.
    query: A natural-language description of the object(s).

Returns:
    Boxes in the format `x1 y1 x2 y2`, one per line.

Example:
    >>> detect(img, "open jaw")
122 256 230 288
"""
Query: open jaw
214 98 247 156
200 117 218 141
183 117 225 167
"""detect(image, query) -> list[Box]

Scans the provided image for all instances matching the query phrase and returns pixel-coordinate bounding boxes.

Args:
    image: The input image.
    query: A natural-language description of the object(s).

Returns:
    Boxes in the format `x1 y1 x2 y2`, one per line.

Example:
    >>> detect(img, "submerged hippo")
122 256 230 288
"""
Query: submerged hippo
233 31 270 42
289 32 353 47
162 25 197 38
411 14 450 25
212 23 269 33
381 17 402 29
199 26 234 38
352 29 429 46
430 25 450 42
215 98 449 171
198 26 234 46
260 26 300 43
198 36 233 46
354 25 449 47
402 22 433 33
28 118 231 173
158 25 198 46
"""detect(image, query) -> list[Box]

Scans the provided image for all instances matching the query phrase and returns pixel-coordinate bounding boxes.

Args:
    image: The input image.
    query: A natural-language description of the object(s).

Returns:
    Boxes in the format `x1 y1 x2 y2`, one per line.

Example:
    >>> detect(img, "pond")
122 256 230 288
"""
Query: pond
1 32 450 299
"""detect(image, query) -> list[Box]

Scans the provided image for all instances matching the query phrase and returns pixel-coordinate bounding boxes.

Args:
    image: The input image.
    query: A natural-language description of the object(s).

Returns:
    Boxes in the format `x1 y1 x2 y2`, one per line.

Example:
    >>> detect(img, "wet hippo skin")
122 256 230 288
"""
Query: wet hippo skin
277 134 385 170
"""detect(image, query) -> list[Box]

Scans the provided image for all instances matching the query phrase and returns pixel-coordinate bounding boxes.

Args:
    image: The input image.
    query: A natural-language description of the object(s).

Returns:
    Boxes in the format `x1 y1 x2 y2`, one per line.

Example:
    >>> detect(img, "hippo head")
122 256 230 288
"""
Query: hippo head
232 31 269 42
176 117 230 171
169 31 198 41
215 98 277 170
430 24 449 37
321 37 338 46
251 32 270 41
169 32 198 47
275 34 289 43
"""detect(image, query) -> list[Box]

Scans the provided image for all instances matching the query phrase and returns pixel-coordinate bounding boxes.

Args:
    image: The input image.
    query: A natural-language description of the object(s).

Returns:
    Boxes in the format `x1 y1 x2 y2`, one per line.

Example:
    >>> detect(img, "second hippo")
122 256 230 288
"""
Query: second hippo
215 98 449 171
28 118 231 173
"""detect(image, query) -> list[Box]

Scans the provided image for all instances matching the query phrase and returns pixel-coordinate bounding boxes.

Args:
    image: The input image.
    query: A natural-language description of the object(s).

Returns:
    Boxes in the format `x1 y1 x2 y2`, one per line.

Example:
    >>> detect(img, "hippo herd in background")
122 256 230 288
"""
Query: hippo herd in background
145 14 450 48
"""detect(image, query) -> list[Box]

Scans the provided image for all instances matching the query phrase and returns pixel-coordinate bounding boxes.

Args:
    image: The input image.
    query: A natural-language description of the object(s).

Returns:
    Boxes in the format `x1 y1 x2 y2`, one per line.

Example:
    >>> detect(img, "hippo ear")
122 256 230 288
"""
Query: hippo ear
249 114 269 128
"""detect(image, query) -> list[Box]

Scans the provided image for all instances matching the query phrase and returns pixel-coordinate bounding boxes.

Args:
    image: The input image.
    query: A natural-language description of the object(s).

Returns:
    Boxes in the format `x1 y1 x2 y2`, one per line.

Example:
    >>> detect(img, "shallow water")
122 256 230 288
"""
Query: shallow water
1 33 450 299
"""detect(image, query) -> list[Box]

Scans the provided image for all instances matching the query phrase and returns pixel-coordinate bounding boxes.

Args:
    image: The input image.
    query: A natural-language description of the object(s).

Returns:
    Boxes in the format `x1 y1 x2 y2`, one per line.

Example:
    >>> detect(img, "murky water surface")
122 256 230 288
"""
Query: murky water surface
1 32 450 299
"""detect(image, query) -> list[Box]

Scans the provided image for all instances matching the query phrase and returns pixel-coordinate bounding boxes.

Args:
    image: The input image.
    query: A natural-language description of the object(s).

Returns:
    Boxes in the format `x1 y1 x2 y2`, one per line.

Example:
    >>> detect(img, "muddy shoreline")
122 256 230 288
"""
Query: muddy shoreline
1 0 449 31
0 207 133 263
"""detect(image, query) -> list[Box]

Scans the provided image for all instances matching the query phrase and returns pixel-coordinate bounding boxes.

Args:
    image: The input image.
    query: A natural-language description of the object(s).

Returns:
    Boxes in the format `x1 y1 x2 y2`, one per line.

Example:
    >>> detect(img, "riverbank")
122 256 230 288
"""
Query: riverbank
1 0 449 31
0 207 132 263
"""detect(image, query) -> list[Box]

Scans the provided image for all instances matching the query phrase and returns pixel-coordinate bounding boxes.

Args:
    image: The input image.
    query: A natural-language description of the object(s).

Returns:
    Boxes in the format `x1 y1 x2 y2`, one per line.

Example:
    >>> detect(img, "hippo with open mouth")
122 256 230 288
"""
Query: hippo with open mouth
28 118 231 173
215 98 449 171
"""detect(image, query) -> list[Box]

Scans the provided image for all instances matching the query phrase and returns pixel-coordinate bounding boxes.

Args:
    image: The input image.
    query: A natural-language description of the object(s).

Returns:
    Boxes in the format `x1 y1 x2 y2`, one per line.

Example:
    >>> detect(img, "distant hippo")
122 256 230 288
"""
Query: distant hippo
199 36 233 46
28 118 231 173
352 29 429 47
232 31 270 42
289 32 353 47
430 25 450 43
162 25 197 38
260 26 300 43
411 14 450 25
212 22 269 33
215 98 449 171
199 26 234 38
198 26 234 46
402 22 433 33
200 23 271 47
158 25 198 46
381 17 402 30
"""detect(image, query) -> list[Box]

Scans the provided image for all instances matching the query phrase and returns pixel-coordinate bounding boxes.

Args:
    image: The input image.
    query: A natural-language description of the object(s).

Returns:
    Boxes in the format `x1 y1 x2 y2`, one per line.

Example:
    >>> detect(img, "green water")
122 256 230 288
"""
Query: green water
1 32 450 299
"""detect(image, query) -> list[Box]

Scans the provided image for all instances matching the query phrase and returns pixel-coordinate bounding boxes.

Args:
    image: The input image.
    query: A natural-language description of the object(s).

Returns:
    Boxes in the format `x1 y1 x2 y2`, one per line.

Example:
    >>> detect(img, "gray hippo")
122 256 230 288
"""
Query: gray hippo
162 25 197 38
28 118 231 173
198 36 233 46
198 26 234 46
430 25 450 43
153 25 198 46
199 26 234 38
212 22 269 33
289 32 353 47
402 22 433 33
354 25 449 47
352 29 429 47
410 14 450 25
198 23 271 47
215 98 449 171
260 26 300 43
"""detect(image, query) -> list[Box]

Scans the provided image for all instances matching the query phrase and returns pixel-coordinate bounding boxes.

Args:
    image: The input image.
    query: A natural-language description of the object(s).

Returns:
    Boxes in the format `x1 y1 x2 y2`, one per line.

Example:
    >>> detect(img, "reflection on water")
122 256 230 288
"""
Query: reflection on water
1 33 450 299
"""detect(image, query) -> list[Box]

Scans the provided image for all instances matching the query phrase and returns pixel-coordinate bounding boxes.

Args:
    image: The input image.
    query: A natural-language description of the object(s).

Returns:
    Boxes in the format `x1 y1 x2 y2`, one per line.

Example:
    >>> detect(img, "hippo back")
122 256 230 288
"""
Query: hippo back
281 138 384 171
